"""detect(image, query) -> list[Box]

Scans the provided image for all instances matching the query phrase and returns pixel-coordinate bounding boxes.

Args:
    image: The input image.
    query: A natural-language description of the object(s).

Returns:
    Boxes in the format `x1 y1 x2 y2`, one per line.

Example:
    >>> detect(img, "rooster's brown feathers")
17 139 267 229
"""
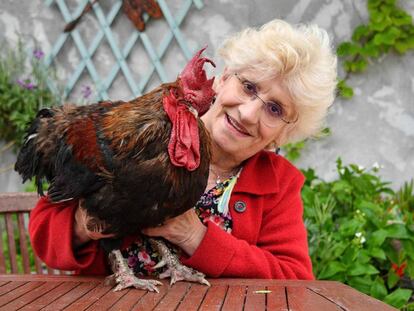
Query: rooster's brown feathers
15 49 215 240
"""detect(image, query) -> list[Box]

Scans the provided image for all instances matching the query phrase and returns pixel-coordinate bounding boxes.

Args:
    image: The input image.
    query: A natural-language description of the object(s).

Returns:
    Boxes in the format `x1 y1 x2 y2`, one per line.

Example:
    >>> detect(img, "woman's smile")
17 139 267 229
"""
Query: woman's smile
225 113 252 137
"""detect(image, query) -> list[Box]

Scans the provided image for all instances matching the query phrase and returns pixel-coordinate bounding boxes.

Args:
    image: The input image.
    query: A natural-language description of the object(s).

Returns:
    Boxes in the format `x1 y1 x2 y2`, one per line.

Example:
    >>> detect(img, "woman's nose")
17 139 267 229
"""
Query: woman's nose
238 97 262 125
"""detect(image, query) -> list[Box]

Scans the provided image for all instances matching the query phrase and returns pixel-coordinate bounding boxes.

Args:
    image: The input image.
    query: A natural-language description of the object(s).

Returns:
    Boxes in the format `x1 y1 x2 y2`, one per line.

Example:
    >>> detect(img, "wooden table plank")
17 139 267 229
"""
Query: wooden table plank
0 281 43 307
108 288 147 311
198 285 227 311
221 285 245 311
287 286 343 311
0 275 336 287
0 282 7 287
64 283 113 311
19 282 81 311
42 282 99 310
244 285 267 311
176 284 209 311
308 283 398 311
266 286 288 310
131 281 169 311
0 274 103 283
209 279 335 287
0 281 61 310
153 282 190 311
0 281 26 297
85 284 129 310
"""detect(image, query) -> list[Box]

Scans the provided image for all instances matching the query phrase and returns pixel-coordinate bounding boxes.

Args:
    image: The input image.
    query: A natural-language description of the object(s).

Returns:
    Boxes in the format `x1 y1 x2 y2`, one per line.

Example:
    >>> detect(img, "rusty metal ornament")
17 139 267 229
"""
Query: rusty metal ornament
122 0 163 31
64 0 163 33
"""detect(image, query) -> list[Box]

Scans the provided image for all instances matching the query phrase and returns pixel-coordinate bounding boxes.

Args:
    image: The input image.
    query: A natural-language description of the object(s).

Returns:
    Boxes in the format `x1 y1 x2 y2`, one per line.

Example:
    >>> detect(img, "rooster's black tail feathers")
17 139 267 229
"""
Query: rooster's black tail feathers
15 108 55 196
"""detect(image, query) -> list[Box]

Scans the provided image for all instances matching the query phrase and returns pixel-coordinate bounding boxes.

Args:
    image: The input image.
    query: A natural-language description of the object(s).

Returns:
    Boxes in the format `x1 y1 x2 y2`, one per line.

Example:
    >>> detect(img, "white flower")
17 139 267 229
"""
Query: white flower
355 232 366 244
358 165 365 171
372 162 380 170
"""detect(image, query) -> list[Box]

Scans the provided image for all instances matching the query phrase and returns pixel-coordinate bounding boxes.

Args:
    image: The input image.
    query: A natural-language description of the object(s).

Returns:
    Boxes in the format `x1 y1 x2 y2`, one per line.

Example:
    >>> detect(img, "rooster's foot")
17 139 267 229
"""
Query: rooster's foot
105 273 162 292
149 238 210 286
107 249 162 292
158 262 210 286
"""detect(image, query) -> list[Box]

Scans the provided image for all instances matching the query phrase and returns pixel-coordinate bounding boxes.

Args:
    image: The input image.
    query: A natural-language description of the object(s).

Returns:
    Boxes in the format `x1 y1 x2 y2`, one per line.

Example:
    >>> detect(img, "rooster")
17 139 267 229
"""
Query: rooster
15 48 215 292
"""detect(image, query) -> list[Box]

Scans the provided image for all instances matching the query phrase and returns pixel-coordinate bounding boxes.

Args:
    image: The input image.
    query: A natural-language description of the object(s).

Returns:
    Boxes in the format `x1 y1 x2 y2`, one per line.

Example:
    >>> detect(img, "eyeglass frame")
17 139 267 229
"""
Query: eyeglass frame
233 73 299 127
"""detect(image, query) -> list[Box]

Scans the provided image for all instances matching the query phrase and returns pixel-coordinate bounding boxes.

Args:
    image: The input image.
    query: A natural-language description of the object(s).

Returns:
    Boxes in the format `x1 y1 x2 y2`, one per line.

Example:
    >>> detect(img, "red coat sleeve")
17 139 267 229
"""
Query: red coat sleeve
28 197 108 274
181 173 314 280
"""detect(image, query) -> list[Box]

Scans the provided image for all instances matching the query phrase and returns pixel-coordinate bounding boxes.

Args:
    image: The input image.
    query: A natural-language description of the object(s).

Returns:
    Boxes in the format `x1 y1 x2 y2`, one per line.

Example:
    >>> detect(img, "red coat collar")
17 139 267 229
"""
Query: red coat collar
234 150 280 195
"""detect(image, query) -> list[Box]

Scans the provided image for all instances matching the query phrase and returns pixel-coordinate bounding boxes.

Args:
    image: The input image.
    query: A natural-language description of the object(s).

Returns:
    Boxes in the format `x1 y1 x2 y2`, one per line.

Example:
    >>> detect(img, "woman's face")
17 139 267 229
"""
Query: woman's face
201 69 297 164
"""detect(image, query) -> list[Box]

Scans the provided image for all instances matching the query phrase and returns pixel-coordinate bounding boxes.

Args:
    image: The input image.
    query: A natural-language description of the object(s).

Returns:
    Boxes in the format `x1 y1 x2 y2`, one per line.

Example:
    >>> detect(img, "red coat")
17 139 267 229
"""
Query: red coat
29 151 314 279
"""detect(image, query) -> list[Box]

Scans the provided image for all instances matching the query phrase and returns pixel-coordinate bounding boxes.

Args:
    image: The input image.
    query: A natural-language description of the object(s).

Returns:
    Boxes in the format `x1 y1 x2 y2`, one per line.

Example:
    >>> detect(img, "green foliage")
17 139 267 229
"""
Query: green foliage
24 179 48 193
282 128 331 163
282 140 306 162
395 180 414 213
0 39 62 148
337 0 414 98
303 160 414 309
337 79 354 99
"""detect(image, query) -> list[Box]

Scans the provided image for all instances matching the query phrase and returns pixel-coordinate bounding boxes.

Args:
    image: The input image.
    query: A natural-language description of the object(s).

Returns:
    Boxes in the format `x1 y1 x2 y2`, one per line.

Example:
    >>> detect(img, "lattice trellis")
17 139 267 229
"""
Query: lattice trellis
43 0 204 101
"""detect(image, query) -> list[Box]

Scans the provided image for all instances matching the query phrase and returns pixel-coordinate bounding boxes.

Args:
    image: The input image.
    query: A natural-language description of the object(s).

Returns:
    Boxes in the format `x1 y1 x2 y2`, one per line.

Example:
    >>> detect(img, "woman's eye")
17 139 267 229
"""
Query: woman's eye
242 81 257 95
266 102 283 117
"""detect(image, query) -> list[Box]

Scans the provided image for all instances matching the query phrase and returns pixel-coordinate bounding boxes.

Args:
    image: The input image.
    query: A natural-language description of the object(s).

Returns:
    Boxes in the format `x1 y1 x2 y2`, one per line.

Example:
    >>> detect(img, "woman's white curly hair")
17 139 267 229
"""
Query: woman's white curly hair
218 19 338 143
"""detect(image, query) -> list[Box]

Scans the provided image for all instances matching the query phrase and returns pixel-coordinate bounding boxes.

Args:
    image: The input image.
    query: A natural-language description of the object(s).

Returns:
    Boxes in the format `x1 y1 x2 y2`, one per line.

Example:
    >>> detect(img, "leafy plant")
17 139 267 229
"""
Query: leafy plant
282 128 331 162
395 180 414 213
282 140 306 162
0 39 62 148
303 159 414 309
337 0 414 98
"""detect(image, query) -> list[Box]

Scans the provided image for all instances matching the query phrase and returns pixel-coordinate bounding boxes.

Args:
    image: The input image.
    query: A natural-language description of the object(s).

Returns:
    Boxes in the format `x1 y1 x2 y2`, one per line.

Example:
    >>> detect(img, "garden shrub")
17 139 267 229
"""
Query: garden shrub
0 39 61 148
303 159 414 309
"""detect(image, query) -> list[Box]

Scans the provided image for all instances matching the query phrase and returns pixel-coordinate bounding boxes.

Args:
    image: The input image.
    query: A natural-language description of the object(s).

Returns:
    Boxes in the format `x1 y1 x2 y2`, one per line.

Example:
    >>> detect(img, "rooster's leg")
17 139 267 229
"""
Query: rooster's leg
105 249 162 292
149 238 210 286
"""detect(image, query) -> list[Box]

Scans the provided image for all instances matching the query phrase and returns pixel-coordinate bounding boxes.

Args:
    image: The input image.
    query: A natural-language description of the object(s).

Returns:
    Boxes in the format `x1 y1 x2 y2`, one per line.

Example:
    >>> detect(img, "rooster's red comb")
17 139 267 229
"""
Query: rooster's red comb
179 47 216 116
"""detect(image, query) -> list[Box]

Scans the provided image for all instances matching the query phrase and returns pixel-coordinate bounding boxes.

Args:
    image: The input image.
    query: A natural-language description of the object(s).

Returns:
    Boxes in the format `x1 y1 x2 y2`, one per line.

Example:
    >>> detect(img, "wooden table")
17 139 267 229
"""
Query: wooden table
0 274 396 310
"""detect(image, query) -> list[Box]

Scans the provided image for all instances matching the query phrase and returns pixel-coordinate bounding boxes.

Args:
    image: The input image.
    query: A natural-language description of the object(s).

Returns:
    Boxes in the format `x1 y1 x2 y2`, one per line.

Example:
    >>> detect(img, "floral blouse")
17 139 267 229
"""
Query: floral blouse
122 178 235 276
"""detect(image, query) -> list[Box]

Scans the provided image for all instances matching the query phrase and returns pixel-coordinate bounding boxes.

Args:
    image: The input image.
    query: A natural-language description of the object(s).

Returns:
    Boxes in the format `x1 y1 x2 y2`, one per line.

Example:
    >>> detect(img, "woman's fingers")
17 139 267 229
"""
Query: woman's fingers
141 209 207 256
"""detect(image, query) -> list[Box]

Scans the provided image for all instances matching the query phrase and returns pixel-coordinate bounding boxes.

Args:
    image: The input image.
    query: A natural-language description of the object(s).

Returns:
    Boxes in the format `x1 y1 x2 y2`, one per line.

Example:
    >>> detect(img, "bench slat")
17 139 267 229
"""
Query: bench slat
18 213 31 274
0 193 39 213
5 213 18 273
0 221 6 274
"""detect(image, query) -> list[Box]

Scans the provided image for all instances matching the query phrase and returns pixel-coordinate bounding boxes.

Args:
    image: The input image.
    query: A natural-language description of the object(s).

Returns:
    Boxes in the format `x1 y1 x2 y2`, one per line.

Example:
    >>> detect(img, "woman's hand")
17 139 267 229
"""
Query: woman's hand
72 199 115 248
142 209 207 256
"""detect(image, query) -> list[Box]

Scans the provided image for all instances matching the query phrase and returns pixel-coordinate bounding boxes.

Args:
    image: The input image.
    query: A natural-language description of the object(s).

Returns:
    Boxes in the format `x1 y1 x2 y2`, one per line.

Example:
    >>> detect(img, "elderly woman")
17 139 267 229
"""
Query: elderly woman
29 19 337 280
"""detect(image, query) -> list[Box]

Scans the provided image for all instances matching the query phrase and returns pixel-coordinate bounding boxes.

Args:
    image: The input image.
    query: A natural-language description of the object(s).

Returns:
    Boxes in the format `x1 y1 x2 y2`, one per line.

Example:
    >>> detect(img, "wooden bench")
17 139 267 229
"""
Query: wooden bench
0 192 71 275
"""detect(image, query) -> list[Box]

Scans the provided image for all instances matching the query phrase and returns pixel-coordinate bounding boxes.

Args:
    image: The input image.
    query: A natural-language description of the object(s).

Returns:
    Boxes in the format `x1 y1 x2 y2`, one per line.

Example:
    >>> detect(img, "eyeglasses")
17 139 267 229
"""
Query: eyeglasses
233 73 298 127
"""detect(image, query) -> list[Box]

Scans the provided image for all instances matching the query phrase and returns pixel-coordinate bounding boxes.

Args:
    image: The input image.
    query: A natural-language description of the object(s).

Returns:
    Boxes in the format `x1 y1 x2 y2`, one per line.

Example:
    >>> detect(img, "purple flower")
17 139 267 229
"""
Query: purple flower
25 82 36 90
16 78 37 90
33 49 44 59
81 85 92 99
16 79 25 87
